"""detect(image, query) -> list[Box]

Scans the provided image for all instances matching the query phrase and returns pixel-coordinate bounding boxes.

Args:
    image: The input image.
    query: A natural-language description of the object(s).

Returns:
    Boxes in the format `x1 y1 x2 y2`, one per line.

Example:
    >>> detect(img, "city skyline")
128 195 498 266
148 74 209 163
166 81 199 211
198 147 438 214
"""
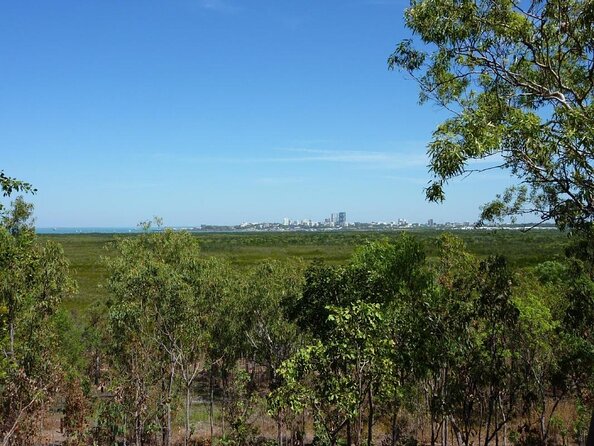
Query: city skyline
36 211 542 231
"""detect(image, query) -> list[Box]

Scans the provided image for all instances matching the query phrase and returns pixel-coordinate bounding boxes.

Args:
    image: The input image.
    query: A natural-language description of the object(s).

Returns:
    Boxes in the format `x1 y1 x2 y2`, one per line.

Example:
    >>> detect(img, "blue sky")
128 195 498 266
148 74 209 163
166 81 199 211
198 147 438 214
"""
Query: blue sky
1 0 514 226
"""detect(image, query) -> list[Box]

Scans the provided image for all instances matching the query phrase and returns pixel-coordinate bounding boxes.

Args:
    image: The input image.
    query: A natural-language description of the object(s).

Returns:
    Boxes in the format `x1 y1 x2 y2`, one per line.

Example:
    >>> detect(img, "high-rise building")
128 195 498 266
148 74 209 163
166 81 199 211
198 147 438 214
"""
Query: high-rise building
283 217 290 226
338 212 347 226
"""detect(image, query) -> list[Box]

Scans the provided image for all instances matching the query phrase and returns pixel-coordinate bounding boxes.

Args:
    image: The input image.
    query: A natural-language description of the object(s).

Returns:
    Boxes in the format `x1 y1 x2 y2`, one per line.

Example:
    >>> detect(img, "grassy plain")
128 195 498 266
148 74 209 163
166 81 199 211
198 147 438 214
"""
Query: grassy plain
40 229 568 315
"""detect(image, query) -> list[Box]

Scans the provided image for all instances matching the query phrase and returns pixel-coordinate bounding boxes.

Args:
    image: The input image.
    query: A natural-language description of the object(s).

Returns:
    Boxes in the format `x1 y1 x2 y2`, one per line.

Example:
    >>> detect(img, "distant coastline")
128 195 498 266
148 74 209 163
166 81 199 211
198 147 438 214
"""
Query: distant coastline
36 227 144 234
36 223 559 235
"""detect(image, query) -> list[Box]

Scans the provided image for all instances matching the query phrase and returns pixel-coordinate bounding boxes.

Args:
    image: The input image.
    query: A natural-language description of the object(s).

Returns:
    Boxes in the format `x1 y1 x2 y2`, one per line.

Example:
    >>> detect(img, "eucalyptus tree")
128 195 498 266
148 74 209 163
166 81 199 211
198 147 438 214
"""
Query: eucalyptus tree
180 256 233 446
277 236 434 446
279 260 364 445
556 239 594 445
105 225 205 446
285 261 351 339
391 1 594 440
201 261 255 442
0 197 35 359
345 236 433 445
513 265 567 445
273 301 391 446
0 172 34 213
347 235 430 305
242 260 304 383
0 198 75 446
105 258 163 446
240 260 305 445
420 235 560 446
390 0 594 230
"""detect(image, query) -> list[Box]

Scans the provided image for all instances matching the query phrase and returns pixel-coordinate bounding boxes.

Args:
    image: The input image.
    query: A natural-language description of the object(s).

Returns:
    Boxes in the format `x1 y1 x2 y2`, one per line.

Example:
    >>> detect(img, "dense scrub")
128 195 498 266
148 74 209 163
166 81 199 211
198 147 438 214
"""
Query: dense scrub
41 229 567 314
2 209 593 446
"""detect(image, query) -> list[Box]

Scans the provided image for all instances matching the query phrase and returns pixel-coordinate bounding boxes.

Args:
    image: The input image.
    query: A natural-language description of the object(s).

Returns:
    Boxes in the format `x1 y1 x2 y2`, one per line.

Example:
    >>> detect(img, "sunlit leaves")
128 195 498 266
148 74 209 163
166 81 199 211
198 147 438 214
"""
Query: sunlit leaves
391 0 594 229
0 199 75 443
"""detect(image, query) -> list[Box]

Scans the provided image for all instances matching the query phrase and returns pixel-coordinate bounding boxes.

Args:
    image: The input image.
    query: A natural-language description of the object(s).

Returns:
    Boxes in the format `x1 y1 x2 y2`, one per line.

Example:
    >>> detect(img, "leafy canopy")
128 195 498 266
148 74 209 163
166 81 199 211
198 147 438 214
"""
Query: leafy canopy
0 171 35 212
389 0 594 229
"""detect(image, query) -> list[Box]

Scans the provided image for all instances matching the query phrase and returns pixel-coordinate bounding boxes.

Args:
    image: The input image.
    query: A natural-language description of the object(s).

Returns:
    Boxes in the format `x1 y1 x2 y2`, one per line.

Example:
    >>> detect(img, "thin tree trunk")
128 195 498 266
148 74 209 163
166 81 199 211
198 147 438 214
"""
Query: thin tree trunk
185 385 191 446
167 359 176 446
94 354 100 386
330 433 338 446
495 408 499 446
135 377 143 446
586 409 594 446
357 370 363 446
221 370 226 438
450 417 463 446
9 322 14 356
301 410 306 446
477 397 483 446
166 402 172 446
40 409 44 445
161 368 167 446
1 391 41 446
356 408 362 446
540 403 547 445
209 367 214 444
367 383 374 446
498 396 507 446
347 419 352 446
135 411 142 446
161 374 171 446
390 410 398 446
485 393 493 446
123 413 128 446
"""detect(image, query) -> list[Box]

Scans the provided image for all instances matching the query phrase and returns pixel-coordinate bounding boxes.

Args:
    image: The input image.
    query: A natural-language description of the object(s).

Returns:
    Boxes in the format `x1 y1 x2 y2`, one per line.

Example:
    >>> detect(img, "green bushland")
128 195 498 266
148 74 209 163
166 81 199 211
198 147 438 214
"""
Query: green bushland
3 215 591 446
40 229 567 315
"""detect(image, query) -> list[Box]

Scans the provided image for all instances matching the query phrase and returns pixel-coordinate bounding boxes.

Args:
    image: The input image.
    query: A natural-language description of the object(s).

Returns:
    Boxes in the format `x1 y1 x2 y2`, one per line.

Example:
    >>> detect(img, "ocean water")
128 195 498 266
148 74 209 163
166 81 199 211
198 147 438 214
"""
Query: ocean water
36 227 203 234
36 227 144 234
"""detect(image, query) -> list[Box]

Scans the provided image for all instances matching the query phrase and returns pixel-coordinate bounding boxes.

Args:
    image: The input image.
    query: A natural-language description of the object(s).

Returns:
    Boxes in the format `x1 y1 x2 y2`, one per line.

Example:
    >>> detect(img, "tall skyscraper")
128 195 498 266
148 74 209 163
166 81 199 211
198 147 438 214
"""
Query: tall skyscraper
338 212 347 226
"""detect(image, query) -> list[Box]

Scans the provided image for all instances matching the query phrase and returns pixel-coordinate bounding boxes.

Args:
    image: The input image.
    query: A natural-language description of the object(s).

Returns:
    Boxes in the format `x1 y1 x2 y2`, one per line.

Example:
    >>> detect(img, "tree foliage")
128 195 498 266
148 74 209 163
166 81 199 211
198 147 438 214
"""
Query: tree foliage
0 198 76 446
0 173 35 211
389 0 594 229
105 225 212 446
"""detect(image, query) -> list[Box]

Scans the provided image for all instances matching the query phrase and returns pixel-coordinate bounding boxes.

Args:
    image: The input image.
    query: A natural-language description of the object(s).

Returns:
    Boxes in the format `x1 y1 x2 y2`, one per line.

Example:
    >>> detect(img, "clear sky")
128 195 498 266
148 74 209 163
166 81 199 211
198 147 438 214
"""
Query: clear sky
1 0 515 226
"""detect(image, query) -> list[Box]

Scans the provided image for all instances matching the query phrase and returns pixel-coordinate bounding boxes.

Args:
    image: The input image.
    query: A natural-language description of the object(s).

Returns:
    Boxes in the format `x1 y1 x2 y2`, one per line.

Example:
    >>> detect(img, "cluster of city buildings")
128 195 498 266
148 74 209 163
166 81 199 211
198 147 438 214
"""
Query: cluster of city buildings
282 212 347 228
178 210 561 233
180 215 556 232
195 213 489 232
